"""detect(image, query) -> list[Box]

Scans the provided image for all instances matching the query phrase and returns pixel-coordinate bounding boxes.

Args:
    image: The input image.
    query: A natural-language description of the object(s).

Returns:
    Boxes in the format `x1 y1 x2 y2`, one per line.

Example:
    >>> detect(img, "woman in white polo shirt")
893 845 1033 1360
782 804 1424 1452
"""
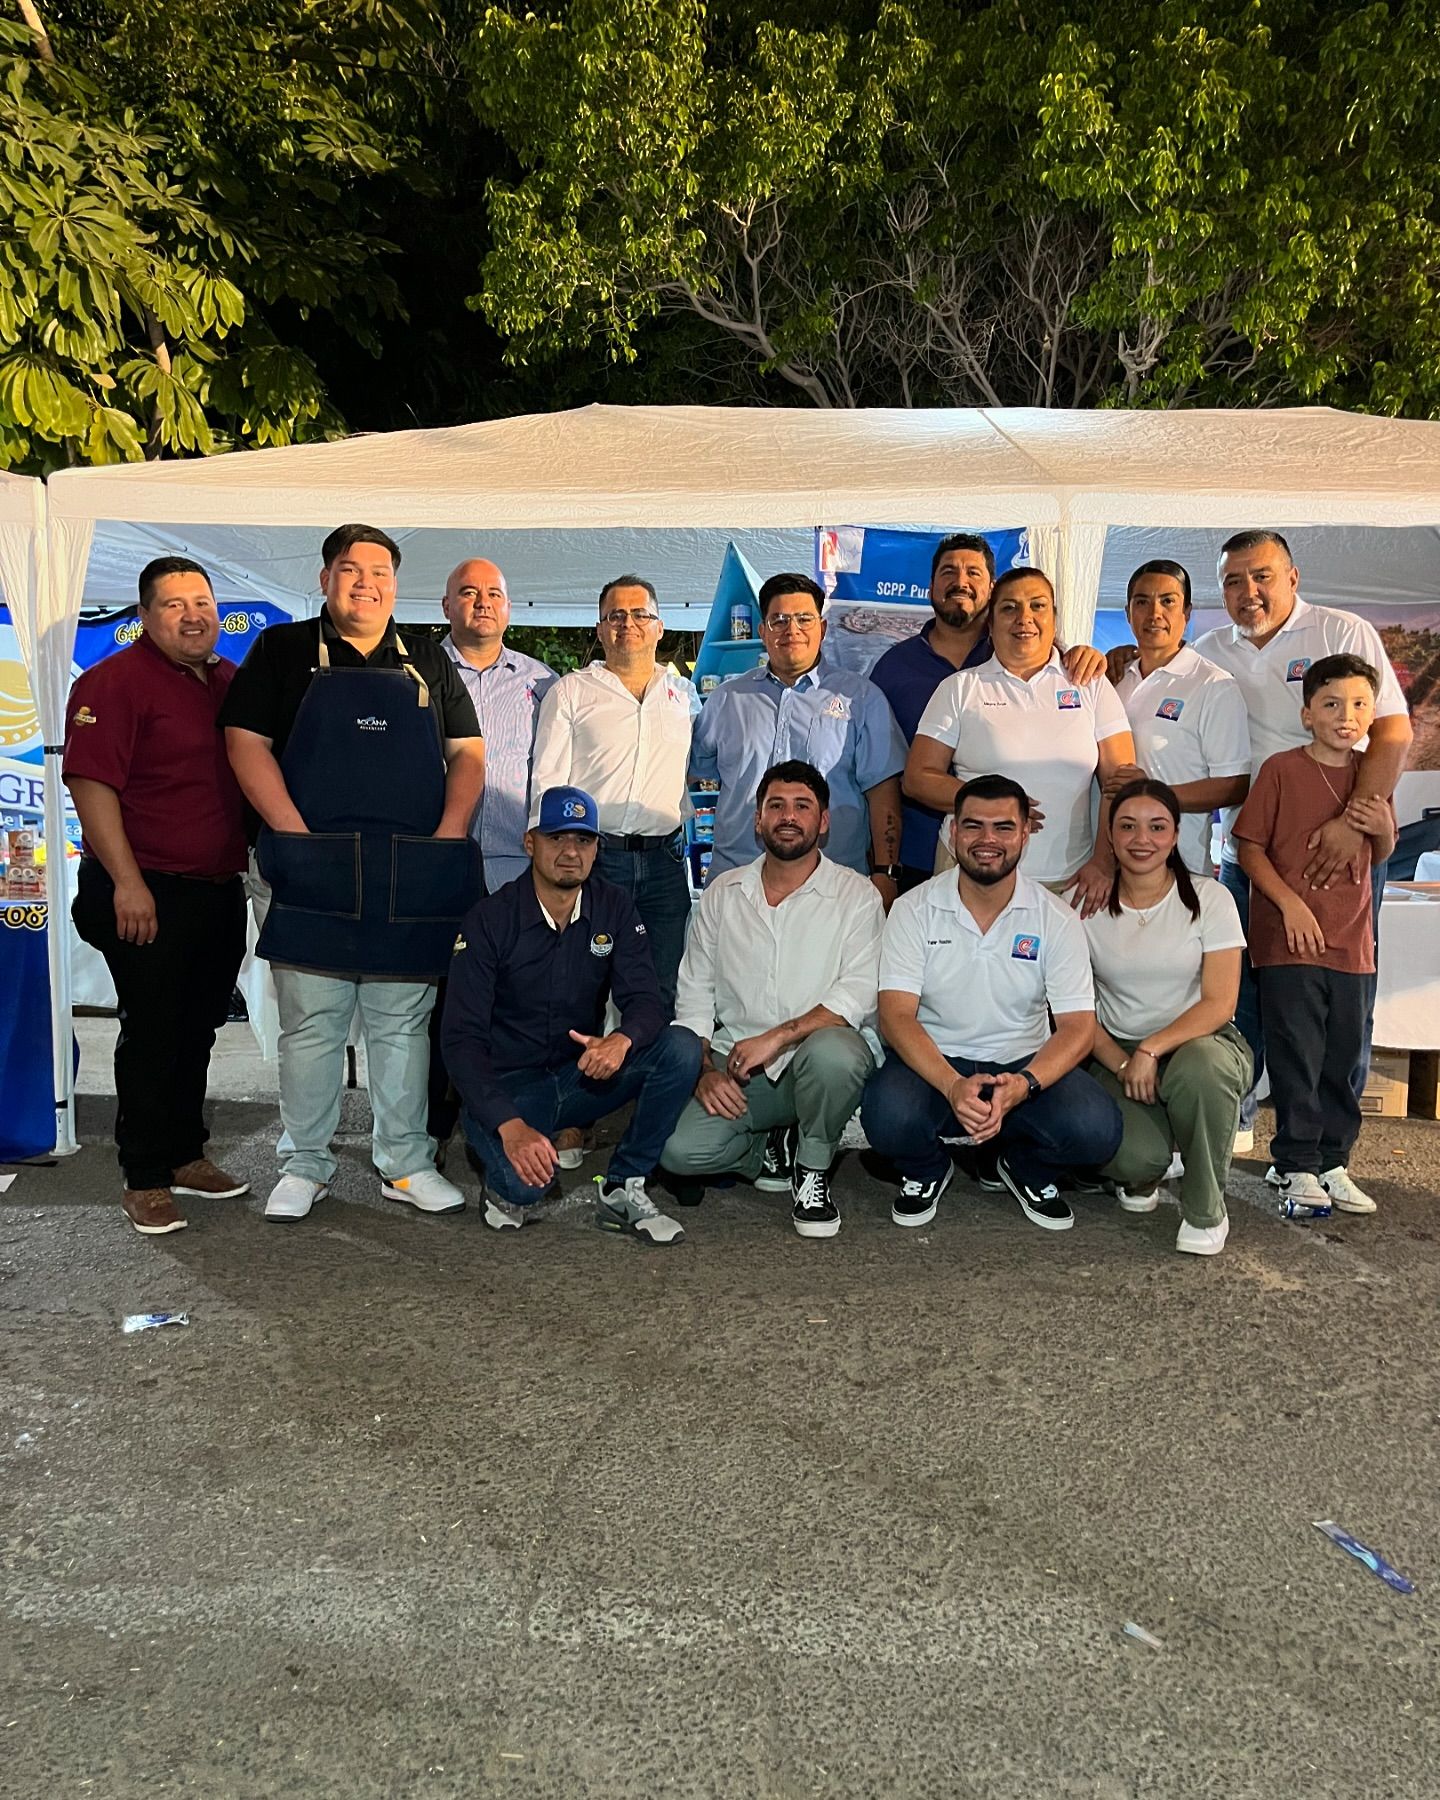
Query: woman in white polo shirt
905 567 1135 913
1108 560 1252 873
1083 779 1252 1256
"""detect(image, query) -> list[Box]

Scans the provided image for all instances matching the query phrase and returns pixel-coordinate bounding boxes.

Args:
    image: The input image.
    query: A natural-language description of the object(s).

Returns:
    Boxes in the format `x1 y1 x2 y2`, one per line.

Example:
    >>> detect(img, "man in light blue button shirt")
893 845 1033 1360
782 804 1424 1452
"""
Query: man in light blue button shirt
690 573 908 910
440 558 557 892
430 558 556 1155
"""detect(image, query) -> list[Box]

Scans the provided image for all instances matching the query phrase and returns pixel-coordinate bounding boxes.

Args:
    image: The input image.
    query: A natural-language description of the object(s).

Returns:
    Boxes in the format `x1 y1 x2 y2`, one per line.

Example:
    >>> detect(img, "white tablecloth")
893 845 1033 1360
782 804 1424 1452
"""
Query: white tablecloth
1375 889 1440 1051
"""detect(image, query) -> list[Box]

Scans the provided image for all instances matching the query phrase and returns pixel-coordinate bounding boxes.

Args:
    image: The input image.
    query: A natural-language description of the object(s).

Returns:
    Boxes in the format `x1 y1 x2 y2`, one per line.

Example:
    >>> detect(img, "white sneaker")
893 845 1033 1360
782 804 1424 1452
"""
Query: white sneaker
1164 1152 1185 1183
1264 1164 1283 1188
1319 1166 1377 1214
594 1175 685 1245
1233 1127 1255 1156
265 1174 327 1222
1176 1215 1229 1256
1117 1187 1160 1214
555 1127 589 1171
1275 1170 1332 1219
483 1193 532 1231
381 1168 466 1215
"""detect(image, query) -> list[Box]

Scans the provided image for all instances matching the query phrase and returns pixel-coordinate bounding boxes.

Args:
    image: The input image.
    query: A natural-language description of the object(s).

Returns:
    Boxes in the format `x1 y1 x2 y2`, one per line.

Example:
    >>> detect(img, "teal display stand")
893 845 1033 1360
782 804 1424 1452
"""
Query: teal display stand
686 545 766 893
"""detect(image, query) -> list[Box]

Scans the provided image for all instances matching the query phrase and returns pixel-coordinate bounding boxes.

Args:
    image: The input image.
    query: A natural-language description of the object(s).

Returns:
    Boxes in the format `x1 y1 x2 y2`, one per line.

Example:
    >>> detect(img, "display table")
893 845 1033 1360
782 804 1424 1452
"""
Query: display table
0 900 58 1160
1375 885 1440 1051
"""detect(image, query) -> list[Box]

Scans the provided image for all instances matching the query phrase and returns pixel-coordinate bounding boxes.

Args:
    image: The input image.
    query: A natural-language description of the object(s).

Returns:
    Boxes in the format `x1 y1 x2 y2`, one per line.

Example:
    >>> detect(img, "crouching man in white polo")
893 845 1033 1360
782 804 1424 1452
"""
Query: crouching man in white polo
659 760 885 1238
862 773 1123 1232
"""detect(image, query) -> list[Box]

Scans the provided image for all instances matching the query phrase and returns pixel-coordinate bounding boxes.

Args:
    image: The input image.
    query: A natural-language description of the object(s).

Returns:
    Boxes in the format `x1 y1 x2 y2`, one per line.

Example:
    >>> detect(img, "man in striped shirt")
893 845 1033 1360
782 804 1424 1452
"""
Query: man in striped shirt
430 558 557 1154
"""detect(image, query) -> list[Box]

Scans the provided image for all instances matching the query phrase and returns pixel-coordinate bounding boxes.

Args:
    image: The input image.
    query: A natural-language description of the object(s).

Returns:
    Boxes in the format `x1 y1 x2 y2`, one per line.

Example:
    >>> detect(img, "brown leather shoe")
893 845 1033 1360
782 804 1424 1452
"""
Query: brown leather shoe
170 1158 249 1199
122 1188 188 1235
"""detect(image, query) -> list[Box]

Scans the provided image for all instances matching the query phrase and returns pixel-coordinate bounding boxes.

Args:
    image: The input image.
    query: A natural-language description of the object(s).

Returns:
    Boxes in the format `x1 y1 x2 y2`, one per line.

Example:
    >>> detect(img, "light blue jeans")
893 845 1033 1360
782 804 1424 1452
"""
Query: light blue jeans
273 968 437 1184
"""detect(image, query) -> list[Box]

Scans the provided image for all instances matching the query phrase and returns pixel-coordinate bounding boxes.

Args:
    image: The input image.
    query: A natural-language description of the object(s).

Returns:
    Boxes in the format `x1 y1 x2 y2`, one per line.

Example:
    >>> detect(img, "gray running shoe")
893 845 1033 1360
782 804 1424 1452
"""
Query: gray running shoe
594 1175 685 1245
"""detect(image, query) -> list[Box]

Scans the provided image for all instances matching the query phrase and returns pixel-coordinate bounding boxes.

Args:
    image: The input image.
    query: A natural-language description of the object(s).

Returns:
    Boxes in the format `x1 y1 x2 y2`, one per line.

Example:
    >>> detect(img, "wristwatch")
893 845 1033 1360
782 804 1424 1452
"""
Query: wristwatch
872 864 903 882
1018 1068 1042 1101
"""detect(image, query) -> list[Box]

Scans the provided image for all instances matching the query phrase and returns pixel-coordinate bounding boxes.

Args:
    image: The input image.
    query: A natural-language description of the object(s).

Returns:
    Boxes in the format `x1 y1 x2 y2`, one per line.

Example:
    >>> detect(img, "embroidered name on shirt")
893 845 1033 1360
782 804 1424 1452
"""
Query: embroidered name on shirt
1056 689 1081 710
1155 697 1185 721
590 932 614 957
1286 658 1312 682
1011 933 1041 960
356 715 387 731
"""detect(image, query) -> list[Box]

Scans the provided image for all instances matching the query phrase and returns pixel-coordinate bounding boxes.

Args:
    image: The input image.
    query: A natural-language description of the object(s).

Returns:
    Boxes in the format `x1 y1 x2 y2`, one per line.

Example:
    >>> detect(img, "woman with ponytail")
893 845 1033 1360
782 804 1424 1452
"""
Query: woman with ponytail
1083 779 1252 1255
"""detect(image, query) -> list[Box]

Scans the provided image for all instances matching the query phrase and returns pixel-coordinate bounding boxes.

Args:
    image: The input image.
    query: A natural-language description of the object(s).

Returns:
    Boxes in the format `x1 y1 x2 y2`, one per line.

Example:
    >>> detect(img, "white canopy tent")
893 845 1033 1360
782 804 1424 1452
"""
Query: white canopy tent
5 401 1440 1153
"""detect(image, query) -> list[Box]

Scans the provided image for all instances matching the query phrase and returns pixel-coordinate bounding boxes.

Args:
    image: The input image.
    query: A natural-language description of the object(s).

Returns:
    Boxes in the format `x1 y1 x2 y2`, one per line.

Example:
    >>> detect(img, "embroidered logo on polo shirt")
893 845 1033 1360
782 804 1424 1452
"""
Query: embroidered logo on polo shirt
356 715 387 731
822 694 852 720
634 921 647 935
73 705 98 727
1286 657 1312 682
1011 933 1040 960
1056 689 1081 710
590 932 614 957
1155 697 1185 721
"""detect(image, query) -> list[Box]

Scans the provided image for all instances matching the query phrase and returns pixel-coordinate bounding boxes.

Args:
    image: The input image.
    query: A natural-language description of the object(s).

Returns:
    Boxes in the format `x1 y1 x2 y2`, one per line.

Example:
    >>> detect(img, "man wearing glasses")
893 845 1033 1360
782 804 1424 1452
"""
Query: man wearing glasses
529 574 699 1010
690 573 909 911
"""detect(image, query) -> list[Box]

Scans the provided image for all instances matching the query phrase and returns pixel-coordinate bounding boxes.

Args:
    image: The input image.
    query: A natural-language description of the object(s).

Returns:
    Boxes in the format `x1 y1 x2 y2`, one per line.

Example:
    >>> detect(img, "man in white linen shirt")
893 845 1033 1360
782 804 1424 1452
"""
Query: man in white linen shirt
1193 530 1412 1147
530 573 699 1012
861 773 1123 1234
660 760 885 1239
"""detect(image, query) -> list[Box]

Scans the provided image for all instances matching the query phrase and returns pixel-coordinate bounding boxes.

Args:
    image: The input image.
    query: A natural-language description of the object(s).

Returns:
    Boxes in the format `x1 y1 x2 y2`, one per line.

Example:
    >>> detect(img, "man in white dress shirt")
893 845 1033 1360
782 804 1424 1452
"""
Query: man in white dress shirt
1109 559 1251 874
530 574 699 1011
660 760 885 1238
1193 530 1412 1145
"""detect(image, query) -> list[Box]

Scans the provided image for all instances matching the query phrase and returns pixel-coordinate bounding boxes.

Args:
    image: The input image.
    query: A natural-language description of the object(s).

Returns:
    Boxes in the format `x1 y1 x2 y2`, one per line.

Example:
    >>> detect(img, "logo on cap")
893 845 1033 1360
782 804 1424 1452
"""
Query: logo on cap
1011 933 1040 960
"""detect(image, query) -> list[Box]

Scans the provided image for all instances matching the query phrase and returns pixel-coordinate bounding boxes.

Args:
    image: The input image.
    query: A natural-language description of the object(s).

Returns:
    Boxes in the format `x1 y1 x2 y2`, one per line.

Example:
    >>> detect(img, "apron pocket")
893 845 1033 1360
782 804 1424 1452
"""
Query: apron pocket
389 835 479 924
259 830 362 919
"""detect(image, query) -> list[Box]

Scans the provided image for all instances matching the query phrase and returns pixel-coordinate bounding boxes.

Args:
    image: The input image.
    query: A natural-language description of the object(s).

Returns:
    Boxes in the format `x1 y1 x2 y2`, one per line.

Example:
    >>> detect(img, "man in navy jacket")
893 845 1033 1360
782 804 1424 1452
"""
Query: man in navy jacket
441 785 701 1243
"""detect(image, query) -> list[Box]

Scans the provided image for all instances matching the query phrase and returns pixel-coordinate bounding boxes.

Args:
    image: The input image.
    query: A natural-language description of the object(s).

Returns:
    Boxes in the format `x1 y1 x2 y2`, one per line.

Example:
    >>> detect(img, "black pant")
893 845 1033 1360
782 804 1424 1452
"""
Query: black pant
73 859 246 1189
1255 963 1368 1175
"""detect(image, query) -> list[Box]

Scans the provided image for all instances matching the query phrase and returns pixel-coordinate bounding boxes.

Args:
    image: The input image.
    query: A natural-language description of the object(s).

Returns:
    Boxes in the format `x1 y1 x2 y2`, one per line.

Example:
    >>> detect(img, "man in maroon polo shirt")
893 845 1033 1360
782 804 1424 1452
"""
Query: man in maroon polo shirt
64 557 250 1236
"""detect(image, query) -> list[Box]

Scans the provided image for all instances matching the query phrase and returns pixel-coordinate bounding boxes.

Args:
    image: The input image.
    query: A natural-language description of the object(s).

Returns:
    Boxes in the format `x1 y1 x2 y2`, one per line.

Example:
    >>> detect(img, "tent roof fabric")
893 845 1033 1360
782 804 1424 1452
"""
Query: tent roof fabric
40 404 1440 533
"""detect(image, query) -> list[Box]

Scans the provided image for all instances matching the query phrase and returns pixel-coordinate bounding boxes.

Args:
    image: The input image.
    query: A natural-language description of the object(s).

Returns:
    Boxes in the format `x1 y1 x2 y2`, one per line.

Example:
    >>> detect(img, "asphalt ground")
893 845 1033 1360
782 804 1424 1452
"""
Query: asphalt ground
2 1025 1438 1798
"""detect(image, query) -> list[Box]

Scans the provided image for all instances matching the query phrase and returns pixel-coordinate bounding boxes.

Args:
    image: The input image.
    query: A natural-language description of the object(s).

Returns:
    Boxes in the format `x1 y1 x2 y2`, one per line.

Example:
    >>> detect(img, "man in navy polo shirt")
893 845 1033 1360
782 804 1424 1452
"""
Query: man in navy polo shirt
64 556 249 1237
440 786 702 1243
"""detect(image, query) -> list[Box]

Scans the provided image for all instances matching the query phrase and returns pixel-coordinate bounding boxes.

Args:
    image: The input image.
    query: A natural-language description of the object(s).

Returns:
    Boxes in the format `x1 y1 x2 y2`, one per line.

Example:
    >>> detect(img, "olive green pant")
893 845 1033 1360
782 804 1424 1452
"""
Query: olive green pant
1088 1024 1253 1228
661 1028 876 1179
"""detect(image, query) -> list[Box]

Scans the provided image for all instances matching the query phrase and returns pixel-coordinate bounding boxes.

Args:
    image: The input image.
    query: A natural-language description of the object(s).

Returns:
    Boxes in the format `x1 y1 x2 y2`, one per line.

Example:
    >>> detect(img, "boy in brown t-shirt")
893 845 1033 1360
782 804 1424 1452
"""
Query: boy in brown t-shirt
1232 655 1397 1218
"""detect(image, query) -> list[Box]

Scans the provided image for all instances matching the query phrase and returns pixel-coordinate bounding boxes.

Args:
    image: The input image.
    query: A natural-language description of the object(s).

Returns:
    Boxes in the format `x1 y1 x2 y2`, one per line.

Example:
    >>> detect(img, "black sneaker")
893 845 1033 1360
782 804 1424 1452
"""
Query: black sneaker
891 1162 953 1228
755 1124 797 1193
662 1172 707 1207
791 1166 839 1238
996 1157 1074 1231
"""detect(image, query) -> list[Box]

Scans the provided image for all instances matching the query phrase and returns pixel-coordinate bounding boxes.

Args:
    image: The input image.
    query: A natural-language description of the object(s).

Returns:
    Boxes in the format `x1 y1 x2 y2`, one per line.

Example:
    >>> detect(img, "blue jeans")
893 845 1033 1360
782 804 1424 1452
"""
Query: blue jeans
861 1053 1123 1193
1221 856 1385 1129
462 1026 702 1205
596 837 692 1016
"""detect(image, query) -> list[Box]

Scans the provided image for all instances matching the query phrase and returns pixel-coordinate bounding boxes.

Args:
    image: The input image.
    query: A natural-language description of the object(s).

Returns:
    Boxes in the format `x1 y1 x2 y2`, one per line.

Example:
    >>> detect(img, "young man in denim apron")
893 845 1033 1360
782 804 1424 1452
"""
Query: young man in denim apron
221 524 486 1222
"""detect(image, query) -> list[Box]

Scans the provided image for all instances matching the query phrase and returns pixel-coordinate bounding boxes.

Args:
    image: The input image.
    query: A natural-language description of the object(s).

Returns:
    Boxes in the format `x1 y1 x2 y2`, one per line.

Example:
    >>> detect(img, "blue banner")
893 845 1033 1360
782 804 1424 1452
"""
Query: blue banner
816 525 1027 608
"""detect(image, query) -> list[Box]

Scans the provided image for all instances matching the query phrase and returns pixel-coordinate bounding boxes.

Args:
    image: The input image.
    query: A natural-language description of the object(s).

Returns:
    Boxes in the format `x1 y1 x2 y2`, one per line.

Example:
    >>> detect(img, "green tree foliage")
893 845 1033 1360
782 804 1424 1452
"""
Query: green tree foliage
0 0 443 468
468 0 1440 415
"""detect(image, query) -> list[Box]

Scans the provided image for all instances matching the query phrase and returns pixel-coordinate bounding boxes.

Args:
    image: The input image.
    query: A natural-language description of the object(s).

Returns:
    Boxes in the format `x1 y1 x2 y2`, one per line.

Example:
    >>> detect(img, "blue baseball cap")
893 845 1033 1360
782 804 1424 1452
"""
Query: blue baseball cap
535 786 600 836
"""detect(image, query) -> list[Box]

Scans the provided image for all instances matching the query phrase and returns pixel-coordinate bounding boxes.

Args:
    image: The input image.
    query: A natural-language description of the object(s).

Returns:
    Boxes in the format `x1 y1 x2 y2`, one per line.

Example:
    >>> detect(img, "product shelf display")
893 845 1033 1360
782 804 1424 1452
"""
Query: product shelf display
685 544 766 895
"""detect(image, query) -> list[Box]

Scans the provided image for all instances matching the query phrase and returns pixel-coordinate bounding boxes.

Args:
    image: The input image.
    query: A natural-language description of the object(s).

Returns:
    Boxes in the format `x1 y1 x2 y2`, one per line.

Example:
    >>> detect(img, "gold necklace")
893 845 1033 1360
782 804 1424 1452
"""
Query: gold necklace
1121 879 1173 926
1310 755 1350 807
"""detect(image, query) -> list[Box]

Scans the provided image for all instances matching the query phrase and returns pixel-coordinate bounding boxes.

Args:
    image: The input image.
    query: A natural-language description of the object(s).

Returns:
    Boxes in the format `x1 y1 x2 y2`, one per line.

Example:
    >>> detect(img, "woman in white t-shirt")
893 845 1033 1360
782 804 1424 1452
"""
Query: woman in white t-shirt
1083 779 1252 1257
906 567 1134 912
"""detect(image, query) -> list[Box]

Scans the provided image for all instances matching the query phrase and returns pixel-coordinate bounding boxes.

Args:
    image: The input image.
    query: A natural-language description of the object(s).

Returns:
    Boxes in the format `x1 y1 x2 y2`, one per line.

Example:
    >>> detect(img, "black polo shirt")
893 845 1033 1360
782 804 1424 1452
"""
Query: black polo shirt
217 607 480 757
440 870 665 1134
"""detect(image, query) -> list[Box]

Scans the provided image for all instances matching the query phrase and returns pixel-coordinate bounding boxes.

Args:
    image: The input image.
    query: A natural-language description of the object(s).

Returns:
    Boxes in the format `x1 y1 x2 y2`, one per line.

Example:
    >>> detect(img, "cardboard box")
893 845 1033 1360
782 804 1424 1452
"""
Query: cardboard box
1361 1050 1411 1118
